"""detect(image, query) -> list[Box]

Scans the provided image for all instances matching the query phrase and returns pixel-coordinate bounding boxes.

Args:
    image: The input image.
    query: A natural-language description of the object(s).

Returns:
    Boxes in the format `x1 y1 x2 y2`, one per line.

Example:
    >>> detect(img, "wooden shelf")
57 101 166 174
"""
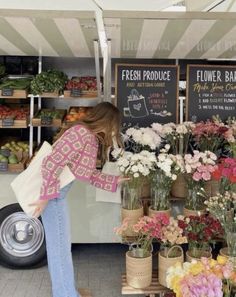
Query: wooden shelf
0 119 28 128
122 270 171 296
0 90 28 99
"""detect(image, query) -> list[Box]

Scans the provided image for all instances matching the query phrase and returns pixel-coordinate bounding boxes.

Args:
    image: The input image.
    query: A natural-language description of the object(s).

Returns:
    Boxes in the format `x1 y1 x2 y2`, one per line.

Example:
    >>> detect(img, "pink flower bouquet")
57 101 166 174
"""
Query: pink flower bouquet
114 214 169 258
192 120 229 155
212 157 236 193
184 150 218 210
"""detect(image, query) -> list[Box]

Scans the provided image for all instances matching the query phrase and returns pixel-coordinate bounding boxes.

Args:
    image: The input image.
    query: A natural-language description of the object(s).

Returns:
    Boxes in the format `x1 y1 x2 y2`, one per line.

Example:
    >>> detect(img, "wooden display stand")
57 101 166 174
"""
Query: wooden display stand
122 270 171 297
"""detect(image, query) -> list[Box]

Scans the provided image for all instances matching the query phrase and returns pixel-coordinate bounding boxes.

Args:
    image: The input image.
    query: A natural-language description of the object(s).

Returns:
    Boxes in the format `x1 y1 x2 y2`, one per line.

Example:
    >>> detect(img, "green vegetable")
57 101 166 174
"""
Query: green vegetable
39 110 61 119
30 70 68 95
0 78 32 90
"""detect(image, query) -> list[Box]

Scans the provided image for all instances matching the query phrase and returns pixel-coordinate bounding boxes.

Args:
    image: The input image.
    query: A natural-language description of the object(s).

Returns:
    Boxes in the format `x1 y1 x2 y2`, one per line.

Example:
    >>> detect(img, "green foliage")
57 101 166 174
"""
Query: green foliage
30 70 68 95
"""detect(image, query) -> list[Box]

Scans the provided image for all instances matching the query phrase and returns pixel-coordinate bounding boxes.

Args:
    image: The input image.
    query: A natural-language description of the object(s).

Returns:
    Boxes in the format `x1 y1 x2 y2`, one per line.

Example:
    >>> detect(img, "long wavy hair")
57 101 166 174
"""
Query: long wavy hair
55 102 123 161
81 102 123 161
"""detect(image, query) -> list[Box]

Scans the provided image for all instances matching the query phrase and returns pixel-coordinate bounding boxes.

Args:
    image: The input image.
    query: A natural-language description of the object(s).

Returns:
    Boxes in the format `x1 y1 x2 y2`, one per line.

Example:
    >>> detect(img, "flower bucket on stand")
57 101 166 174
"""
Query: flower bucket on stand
158 246 184 287
148 207 171 218
186 246 212 262
126 250 152 289
121 207 144 237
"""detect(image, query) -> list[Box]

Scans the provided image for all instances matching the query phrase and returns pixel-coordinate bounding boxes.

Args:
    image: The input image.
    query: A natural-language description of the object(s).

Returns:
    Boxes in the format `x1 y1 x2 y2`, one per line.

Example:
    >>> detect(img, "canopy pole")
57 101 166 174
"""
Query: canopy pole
37 56 42 145
93 40 102 102
103 40 111 102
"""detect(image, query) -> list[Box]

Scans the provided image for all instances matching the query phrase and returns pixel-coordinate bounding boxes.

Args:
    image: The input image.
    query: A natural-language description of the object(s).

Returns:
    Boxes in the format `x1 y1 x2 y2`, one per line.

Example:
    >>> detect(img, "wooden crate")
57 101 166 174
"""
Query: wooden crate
63 90 97 98
32 109 66 127
122 270 171 297
81 90 97 98
0 89 28 99
8 157 27 173
41 91 59 98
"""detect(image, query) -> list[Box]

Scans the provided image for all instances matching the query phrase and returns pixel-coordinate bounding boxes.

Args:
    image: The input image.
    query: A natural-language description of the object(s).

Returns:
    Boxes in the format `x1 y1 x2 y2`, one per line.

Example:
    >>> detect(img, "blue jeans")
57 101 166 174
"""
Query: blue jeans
41 182 80 297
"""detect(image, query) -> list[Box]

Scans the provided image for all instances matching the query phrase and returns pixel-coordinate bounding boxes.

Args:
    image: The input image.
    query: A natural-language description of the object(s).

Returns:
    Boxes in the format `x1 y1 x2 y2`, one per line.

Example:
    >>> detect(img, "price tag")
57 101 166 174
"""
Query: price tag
41 116 53 126
0 162 8 171
2 88 13 96
70 89 81 97
2 118 14 127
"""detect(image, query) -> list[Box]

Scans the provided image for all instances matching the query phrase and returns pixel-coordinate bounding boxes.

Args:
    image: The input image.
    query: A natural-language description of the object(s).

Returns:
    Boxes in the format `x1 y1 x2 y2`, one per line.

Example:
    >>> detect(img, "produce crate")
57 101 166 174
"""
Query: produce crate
81 90 97 98
63 90 97 98
65 106 92 125
32 109 66 127
8 157 27 173
41 91 59 98
0 89 28 99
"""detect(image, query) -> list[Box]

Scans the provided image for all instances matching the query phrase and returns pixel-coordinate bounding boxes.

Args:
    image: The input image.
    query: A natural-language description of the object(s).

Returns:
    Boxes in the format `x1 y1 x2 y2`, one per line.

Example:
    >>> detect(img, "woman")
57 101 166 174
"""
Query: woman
30 102 127 297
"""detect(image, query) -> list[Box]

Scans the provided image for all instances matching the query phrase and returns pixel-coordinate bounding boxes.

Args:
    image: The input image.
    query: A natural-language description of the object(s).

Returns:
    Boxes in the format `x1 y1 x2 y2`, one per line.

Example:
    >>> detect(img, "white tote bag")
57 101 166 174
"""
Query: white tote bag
95 161 121 204
11 141 75 217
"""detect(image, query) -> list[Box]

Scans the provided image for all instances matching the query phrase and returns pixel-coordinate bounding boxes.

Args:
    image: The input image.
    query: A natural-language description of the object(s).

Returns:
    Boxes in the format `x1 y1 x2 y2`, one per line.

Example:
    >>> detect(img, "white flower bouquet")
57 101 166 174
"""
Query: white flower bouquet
113 149 157 209
152 122 195 155
151 153 184 210
124 127 162 152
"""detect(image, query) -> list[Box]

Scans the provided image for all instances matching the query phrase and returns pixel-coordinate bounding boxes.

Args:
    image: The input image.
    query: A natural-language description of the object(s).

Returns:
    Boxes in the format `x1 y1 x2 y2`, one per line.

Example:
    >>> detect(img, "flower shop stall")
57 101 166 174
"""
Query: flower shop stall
112 118 236 297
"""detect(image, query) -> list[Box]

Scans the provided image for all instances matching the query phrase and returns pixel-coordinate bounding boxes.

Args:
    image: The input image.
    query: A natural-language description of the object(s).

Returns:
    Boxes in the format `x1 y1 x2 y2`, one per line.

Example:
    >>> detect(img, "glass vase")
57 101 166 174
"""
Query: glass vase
185 184 205 211
122 181 142 210
150 173 170 211
150 186 170 211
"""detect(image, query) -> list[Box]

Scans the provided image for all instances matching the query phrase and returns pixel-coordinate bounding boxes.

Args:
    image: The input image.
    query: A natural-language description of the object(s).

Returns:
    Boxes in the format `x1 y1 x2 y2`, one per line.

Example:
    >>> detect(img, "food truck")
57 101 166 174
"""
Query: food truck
0 0 235 267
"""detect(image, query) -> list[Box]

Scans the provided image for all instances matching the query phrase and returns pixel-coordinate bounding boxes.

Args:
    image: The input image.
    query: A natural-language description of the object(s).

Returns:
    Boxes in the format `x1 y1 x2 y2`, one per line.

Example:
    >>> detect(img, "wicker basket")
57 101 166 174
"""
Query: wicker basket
126 251 152 289
121 207 144 237
220 247 229 258
158 246 184 287
183 207 206 217
171 174 188 198
148 207 171 218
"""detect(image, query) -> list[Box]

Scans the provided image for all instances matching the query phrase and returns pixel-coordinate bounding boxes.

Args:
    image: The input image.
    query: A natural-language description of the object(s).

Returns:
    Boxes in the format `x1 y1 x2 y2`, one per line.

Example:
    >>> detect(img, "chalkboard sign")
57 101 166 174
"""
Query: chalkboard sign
115 64 179 128
186 64 236 122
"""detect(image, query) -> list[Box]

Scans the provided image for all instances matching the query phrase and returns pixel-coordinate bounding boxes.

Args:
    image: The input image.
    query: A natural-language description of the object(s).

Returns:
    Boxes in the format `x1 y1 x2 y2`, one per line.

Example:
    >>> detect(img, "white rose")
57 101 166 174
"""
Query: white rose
119 166 125 172
131 165 138 173
134 172 139 178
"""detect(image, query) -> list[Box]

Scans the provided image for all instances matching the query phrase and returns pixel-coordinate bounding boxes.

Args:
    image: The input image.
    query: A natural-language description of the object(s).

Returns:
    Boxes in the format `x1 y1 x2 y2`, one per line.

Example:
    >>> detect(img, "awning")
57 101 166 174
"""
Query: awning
0 0 236 59
103 11 236 59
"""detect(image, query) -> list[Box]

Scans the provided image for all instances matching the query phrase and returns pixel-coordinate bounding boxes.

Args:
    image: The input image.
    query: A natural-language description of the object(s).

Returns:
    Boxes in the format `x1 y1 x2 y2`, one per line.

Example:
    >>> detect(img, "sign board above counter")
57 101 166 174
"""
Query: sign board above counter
115 63 179 128
186 64 236 122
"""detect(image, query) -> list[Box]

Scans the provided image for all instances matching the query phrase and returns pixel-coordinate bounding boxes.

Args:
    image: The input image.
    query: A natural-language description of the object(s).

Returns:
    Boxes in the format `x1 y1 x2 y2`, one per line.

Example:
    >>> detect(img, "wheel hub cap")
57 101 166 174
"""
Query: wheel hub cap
0 212 44 257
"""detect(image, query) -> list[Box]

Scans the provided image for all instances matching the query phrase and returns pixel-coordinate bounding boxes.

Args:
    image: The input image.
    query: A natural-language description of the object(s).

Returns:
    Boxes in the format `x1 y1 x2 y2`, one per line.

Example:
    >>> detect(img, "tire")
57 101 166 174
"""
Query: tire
0 203 46 268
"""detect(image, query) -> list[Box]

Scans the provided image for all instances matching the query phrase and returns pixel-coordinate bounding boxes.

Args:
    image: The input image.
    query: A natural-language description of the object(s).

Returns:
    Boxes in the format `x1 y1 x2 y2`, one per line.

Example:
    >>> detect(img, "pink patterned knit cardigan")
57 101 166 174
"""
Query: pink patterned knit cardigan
40 125 119 200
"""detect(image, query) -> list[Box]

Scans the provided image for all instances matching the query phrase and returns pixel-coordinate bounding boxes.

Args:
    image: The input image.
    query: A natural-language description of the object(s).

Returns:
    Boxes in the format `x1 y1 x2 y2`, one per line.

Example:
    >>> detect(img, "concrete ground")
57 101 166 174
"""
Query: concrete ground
0 244 145 297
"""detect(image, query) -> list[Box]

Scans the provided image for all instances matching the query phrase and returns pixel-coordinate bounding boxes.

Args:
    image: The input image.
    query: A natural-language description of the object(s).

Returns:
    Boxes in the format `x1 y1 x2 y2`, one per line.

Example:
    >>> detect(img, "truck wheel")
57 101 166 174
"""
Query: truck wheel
0 204 46 268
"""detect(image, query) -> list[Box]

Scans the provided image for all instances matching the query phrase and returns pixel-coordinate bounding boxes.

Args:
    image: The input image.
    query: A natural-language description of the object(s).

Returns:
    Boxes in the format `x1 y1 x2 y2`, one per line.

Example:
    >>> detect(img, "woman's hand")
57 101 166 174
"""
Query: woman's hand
29 199 49 218
117 176 130 185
